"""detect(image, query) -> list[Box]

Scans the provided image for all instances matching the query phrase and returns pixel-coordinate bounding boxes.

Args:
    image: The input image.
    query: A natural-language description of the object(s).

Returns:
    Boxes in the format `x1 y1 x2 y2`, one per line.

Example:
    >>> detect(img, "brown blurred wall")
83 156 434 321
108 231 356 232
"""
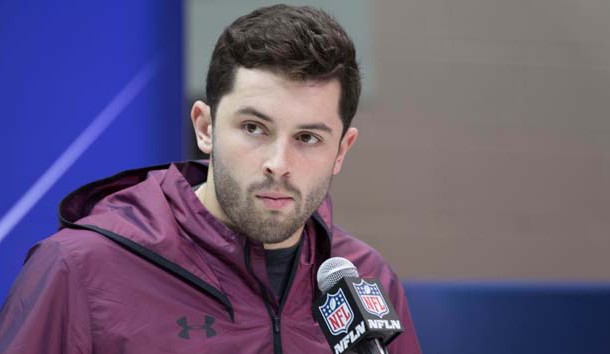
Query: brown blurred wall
331 0 610 280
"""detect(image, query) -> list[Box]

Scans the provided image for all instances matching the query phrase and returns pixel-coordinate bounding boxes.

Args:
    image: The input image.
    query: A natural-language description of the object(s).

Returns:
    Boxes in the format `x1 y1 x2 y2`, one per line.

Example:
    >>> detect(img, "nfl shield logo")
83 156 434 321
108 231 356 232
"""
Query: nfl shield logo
353 280 389 318
318 288 354 336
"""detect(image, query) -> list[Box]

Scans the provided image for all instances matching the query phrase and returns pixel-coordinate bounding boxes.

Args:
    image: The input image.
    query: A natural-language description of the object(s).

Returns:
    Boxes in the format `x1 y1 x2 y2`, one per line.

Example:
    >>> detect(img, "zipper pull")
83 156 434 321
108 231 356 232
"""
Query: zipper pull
273 316 280 333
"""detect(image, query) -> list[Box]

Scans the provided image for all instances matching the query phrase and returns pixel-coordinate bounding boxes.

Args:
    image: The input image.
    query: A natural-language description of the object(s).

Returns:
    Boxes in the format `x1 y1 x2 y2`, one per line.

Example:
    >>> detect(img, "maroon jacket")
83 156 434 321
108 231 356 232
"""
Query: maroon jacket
0 161 421 354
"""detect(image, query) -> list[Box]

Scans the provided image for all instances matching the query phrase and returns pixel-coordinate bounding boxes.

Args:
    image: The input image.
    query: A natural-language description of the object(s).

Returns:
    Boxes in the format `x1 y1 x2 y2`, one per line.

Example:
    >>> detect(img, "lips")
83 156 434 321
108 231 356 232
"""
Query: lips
256 192 293 200
255 192 294 209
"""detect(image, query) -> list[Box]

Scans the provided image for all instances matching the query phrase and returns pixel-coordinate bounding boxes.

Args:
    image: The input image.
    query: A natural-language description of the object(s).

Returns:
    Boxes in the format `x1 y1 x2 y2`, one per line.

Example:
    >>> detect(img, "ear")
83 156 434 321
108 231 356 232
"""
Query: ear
332 127 358 175
190 100 213 155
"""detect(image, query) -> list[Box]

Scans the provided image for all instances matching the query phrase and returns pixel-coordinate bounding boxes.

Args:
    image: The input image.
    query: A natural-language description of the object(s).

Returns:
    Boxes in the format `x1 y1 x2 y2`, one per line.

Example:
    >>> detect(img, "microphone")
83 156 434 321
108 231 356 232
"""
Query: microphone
312 257 403 354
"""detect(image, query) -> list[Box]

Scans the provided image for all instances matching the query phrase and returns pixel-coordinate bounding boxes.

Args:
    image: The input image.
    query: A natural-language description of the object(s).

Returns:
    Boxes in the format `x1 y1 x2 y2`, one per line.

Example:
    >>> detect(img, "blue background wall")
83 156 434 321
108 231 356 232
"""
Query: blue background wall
404 281 610 354
0 0 184 302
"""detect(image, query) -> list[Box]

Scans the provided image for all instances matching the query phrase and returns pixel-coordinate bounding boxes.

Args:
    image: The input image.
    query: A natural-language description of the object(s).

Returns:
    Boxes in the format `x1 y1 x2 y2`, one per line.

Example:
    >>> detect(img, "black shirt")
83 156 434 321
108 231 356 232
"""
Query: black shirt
265 239 301 302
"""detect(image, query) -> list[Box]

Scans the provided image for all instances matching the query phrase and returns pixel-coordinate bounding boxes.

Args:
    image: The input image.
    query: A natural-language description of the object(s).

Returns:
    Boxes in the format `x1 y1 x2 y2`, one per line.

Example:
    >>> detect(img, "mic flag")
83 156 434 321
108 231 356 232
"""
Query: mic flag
312 276 403 354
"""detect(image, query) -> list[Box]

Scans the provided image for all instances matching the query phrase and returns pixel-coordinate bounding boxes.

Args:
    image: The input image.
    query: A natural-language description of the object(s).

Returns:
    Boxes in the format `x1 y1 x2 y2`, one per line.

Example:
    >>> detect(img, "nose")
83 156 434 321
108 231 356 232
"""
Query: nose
263 138 292 179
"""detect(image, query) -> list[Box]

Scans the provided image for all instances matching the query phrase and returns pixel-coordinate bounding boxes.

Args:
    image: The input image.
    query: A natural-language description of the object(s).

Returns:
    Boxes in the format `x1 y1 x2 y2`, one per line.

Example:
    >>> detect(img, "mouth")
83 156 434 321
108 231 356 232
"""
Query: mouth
255 192 294 210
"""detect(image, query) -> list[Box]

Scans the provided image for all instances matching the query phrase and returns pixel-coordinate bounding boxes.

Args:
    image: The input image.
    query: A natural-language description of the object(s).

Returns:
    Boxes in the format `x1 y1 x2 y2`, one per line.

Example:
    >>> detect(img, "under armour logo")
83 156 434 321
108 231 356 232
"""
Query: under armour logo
177 315 217 339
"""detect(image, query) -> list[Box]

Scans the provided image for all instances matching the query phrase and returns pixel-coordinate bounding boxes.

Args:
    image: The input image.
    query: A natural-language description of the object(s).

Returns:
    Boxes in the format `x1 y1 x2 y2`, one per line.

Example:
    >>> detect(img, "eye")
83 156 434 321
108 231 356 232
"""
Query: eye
296 133 321 145
242 122 266 136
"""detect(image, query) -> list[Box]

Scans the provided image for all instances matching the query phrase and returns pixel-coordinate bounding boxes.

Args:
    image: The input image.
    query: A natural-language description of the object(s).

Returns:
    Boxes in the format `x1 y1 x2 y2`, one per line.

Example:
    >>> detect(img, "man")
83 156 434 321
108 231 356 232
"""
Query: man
0 4 421 353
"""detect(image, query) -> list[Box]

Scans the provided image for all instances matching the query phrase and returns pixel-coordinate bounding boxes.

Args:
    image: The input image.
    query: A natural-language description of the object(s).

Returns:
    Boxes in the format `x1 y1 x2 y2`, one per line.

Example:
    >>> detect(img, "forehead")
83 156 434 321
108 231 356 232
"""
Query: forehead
218 67 342 128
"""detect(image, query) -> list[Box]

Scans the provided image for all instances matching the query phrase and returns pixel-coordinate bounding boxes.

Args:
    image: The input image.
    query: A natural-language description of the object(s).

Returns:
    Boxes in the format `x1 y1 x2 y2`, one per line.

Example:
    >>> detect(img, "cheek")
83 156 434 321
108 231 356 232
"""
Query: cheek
216 133 254 165
217 147 263 189
297 161 334 191
298 149 338 174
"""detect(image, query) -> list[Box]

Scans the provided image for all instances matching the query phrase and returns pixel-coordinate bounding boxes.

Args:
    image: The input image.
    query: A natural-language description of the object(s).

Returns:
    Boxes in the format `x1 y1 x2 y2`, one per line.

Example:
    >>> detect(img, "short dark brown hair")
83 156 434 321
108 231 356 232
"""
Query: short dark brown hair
205 4 361 136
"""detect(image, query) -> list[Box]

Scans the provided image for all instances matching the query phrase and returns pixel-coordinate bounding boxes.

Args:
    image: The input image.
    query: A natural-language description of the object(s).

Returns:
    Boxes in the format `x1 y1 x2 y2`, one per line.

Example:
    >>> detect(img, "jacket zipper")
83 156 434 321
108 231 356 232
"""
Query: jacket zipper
272 315 281 353
244 241 302 354
275 244 300 354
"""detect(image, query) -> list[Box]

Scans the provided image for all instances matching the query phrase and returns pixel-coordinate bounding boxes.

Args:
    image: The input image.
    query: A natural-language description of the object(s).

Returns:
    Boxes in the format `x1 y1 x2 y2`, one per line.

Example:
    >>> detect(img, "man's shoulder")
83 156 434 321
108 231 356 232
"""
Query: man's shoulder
329 225 394 278
31 227 124 268
330 224 374 252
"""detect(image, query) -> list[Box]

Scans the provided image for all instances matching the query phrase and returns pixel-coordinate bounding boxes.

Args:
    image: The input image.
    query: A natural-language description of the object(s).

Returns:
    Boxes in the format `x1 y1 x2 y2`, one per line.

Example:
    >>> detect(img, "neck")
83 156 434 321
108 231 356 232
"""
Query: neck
195 181 227 224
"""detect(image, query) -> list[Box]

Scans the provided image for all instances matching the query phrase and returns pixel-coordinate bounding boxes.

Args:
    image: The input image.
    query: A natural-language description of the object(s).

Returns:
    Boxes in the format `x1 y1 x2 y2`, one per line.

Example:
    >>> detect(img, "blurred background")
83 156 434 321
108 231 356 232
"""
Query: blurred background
1 1 609 353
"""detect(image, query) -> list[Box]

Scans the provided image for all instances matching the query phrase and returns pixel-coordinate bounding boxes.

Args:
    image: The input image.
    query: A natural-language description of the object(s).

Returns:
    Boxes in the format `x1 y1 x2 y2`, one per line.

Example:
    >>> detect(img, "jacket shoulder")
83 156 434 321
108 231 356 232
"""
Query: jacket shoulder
0 230 94 353
43 227 125 264
330 224 393 279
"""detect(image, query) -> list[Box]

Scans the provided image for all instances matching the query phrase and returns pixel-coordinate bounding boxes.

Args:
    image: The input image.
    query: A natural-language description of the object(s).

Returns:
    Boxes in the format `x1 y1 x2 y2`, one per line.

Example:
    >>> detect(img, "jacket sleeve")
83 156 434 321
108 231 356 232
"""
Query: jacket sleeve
385 269 422 354
0 239 92 354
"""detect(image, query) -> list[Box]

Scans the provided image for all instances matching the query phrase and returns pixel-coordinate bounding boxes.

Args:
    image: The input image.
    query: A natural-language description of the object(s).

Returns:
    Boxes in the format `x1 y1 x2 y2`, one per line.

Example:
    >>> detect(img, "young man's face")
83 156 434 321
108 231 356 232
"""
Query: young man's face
191 68 357 248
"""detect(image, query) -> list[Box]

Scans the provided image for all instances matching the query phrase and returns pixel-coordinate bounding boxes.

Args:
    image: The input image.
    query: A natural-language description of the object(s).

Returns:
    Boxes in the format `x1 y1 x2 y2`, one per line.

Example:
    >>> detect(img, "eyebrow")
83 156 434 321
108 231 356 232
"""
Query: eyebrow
236 106 333 135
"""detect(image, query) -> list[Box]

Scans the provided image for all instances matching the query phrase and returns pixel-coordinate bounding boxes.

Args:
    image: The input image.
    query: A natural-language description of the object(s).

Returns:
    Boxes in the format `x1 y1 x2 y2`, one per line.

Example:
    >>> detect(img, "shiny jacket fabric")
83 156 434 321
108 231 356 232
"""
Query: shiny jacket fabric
0 161 421 354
